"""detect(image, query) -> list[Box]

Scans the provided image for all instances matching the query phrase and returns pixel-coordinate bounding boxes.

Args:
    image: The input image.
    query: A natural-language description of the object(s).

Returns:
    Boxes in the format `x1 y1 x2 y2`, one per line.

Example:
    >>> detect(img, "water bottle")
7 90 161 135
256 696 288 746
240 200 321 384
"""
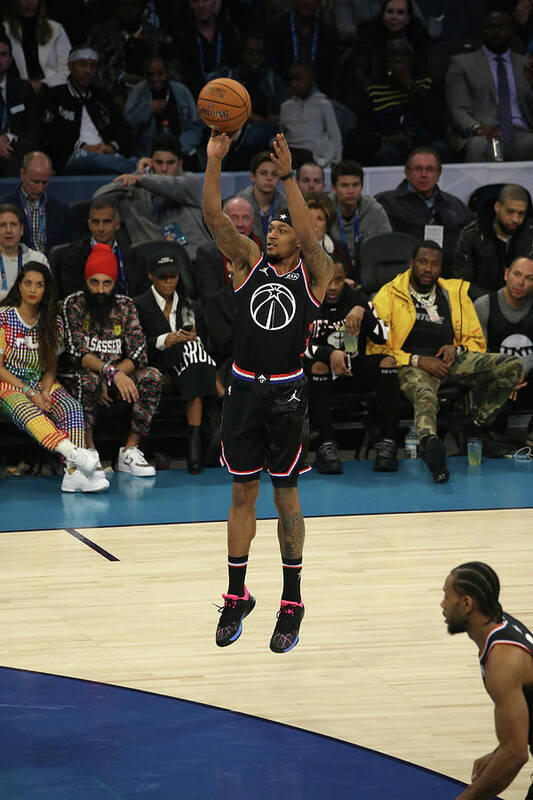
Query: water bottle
404 425 418 459
490 138 503 162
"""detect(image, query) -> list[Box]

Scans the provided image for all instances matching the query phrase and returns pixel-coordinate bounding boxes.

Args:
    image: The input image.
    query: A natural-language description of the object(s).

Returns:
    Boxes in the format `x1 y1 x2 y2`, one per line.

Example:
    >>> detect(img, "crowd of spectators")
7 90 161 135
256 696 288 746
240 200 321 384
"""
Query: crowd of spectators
2 0 533 487
3 0 533 173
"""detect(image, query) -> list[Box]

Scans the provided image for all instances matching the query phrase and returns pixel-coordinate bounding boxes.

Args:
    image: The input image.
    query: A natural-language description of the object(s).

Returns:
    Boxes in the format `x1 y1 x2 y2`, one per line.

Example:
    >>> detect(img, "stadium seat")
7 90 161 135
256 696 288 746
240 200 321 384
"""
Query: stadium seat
68 200 93 241
468 183 532 215
359 232 419 295
427 39 481 83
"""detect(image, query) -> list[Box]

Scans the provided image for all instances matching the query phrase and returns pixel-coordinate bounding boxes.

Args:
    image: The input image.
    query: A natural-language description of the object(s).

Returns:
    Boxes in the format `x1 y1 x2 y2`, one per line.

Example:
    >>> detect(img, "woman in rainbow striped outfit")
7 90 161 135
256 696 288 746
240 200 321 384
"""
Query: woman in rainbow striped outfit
0 262 108 492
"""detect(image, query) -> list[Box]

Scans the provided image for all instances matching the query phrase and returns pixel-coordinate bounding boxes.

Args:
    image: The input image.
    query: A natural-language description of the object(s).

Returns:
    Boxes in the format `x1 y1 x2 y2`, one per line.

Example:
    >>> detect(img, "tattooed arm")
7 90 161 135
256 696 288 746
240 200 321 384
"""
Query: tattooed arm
270 133 333 304
202 131 261 288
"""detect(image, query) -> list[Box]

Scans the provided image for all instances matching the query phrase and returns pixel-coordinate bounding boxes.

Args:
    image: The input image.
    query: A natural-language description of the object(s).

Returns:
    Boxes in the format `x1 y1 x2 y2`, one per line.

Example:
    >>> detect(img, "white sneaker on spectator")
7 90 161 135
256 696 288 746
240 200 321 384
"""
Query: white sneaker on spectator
117 446 156 477
61 467 110 493
88 448 107 477
67 447 99 476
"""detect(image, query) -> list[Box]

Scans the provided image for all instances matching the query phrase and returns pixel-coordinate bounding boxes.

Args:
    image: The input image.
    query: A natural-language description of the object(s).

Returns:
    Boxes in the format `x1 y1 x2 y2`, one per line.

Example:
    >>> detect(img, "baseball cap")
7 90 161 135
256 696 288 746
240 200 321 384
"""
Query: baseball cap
149 253 180 276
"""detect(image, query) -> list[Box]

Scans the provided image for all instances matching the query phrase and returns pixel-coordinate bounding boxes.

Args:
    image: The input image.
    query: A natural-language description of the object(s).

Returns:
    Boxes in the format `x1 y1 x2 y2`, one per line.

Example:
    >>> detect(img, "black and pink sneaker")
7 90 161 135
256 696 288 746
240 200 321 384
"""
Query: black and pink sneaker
215 586 256 647
269 600 305 653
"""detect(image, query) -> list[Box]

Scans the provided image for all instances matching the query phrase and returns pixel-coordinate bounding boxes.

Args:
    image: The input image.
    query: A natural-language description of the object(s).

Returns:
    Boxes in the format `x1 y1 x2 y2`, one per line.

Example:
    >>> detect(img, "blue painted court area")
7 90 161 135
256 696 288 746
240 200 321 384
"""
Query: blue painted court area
1 457 532 532
0 666 469 800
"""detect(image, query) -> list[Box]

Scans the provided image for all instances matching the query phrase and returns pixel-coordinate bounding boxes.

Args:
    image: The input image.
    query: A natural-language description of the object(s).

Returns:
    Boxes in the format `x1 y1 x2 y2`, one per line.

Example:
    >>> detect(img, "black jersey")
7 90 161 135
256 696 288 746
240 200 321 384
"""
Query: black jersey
304 284 389 363
479 612 533 750
232 253 321 383
402 286 455 356
486 291 533 359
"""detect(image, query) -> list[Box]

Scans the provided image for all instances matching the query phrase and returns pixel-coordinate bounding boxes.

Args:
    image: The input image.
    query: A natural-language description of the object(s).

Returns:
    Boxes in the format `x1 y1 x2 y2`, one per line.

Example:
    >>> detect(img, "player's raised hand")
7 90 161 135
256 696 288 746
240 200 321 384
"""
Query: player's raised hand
207 129 235 161
270 133 292 175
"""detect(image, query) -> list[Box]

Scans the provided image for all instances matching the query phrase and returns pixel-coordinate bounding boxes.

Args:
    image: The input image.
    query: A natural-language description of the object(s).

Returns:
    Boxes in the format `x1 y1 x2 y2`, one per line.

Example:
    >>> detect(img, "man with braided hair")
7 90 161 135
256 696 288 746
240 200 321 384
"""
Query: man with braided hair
441 562 533 799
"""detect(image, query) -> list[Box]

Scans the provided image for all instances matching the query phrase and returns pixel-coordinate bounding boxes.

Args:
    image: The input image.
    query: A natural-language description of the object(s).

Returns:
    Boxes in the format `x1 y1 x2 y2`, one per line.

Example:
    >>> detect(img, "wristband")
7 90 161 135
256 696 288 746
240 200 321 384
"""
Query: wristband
107 367 119 387
410 354 419 368
28 388 36 399
107 369 120 386
279 171 294 181
456 345 465 357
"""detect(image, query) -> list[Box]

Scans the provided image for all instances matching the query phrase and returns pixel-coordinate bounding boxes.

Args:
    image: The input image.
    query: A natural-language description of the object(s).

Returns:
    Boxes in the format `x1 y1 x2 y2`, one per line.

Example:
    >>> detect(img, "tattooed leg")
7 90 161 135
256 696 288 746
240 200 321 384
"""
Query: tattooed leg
273 486 305 559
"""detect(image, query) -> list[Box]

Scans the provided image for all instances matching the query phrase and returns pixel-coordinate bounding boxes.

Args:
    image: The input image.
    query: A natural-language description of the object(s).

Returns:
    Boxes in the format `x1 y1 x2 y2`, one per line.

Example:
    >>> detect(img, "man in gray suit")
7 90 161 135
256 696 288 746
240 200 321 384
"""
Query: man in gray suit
445 11 533 162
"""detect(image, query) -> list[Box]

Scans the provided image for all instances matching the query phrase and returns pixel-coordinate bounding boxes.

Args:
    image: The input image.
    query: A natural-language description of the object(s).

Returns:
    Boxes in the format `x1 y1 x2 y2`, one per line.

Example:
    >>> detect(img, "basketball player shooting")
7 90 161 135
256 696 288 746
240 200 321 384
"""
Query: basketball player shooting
202 130 333 653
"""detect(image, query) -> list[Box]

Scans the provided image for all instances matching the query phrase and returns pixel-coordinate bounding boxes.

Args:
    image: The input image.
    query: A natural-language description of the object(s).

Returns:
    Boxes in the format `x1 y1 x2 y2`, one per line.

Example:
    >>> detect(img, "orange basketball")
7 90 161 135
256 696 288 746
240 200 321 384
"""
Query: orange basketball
197 78 252 133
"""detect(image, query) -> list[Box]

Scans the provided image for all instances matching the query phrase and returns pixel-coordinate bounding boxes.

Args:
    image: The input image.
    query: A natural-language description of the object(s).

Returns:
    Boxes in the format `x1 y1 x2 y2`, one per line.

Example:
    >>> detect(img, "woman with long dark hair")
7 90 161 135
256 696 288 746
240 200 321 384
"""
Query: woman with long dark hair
0 262 108 491
3 0 71 95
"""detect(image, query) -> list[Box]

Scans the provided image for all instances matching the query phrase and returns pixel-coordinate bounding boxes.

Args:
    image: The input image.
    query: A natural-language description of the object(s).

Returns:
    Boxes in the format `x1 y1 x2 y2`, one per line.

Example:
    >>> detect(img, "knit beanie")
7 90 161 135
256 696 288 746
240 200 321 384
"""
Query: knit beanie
85 243 118 281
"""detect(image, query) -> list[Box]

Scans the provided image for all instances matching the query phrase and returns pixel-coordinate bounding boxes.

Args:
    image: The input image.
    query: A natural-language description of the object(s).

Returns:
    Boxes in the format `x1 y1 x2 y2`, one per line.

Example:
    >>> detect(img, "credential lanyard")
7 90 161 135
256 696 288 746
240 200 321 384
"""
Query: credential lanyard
261 199 276 239
197 28 222 76
19 190 46 252
336 208 359 256
0 247 23 293
290 12 318 62
114 244 128 291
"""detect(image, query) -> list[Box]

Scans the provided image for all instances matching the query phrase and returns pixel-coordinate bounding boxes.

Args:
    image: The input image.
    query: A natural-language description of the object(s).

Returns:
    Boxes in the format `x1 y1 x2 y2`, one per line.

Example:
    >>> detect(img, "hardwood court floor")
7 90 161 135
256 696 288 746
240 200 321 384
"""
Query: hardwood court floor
1 509 531 799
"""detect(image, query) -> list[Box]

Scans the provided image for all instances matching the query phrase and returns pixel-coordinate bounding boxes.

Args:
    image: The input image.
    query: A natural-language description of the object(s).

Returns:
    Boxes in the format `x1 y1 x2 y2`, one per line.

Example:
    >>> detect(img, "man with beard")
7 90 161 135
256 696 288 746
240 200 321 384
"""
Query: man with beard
124 53 203 165
441 562 533 799
454 185 533 299
42 46 136 176
367 240 523 482
61 243 163 476
52 197 138 301
445 11 533 162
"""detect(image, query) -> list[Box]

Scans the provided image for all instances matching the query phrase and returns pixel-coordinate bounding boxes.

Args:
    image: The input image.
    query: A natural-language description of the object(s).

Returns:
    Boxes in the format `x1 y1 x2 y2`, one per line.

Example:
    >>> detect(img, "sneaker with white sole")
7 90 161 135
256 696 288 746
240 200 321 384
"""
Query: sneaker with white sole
61 467 110 493
117 446 155 477
88 448 107 478
67 447 99 476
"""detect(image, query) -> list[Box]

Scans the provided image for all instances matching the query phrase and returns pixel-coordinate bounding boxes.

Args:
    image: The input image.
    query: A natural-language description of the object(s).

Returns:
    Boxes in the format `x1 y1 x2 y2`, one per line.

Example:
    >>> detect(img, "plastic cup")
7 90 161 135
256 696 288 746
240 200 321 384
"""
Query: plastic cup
344 332 359 355
467 437 482 466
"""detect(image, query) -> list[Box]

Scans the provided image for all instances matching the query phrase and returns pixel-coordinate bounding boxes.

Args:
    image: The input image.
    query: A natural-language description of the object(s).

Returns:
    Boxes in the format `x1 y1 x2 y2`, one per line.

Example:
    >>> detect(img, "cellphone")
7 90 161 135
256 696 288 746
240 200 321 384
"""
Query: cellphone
181 324 193 332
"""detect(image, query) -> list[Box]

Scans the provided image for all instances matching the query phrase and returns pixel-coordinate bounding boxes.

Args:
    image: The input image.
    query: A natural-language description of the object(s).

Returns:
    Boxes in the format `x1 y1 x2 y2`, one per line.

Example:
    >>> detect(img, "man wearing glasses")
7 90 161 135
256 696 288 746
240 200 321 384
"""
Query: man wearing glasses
378 147 473 277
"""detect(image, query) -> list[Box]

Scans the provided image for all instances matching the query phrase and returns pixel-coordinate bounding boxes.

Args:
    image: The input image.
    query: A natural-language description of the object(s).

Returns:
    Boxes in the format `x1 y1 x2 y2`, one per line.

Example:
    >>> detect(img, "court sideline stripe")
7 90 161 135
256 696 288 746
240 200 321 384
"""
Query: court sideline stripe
64 528 120 561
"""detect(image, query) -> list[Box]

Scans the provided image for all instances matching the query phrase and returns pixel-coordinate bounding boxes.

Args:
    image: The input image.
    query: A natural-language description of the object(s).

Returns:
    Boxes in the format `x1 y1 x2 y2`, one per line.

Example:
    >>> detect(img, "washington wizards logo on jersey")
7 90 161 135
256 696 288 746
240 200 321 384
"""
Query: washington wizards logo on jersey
250 283 296 331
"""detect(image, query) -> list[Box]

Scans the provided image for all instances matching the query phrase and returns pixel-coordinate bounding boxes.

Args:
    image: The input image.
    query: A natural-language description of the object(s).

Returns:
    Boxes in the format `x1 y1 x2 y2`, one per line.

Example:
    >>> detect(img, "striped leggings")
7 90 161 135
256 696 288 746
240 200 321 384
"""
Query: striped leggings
0 381 86 451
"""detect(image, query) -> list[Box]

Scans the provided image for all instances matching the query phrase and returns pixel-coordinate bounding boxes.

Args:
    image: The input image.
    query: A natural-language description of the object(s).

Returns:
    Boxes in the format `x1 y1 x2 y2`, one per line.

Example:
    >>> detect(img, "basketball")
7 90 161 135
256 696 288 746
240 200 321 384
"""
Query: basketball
197 78 252 133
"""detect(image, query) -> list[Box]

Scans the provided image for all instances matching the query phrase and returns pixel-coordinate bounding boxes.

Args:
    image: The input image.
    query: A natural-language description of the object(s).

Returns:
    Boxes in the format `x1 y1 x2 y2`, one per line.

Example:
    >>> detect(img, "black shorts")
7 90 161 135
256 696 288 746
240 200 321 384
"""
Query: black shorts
221 376 309 486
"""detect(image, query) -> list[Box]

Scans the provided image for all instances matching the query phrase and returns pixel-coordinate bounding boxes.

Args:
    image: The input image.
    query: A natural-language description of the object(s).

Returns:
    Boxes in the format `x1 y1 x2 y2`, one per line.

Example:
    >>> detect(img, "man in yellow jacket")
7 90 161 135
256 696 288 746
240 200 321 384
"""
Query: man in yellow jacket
367 240 523 482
